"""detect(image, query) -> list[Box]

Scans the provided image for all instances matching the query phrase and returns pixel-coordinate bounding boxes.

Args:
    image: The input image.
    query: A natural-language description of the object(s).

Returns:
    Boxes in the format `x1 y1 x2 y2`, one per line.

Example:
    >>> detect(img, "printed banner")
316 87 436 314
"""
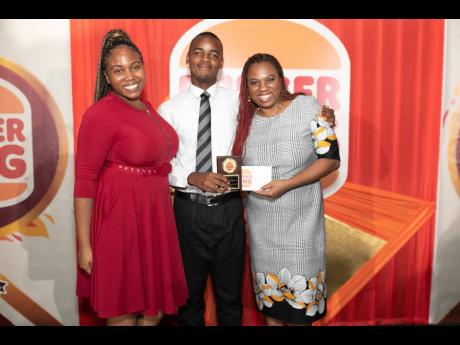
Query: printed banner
430 19 460 324
0 19 78 326
69 19 444 326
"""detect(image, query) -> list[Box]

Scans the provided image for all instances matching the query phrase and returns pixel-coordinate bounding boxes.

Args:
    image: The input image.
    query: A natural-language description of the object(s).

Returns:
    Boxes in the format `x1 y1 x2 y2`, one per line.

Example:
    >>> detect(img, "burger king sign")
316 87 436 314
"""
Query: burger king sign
169 19 349 197
0 56 68 237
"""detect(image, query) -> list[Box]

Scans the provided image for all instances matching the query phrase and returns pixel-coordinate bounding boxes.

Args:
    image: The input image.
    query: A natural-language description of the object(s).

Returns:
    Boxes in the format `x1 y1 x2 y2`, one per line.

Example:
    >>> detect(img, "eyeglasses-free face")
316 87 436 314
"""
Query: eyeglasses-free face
104 46 146 107
187 36 224 90
247 61 284 115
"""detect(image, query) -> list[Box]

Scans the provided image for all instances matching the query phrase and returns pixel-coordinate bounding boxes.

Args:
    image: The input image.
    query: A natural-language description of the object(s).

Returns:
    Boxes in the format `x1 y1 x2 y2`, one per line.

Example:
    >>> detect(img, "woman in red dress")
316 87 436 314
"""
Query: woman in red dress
74 29 188 326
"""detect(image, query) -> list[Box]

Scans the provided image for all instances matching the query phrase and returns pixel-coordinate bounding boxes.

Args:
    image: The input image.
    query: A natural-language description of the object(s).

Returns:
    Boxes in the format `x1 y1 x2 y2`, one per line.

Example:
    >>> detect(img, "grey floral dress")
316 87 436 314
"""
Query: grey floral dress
243 95 340 324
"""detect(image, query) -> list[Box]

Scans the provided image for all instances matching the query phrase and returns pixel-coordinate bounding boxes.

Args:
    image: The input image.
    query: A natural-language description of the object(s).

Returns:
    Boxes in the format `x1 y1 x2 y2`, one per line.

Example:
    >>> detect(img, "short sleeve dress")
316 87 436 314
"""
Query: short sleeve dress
74 92 188 318
242 95 340 324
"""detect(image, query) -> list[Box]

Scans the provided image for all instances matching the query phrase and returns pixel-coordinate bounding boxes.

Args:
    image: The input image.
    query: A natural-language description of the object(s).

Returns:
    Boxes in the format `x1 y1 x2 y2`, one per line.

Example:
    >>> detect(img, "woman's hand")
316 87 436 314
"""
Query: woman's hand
254 179 293 199
78 245 93 275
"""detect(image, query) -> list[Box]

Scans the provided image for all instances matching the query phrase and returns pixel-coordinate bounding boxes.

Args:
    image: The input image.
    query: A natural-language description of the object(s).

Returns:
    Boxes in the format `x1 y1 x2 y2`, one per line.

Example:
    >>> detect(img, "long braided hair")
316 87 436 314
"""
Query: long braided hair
94 29 144 102
231 53 304 156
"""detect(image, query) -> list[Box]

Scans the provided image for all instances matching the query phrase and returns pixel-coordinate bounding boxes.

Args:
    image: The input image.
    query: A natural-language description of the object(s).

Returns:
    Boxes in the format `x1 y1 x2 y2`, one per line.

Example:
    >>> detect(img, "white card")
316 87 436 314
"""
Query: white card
241 166 272 191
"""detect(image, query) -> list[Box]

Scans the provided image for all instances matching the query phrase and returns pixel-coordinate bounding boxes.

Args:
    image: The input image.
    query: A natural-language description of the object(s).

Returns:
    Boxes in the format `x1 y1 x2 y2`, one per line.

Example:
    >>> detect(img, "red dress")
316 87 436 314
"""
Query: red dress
74 92 188 318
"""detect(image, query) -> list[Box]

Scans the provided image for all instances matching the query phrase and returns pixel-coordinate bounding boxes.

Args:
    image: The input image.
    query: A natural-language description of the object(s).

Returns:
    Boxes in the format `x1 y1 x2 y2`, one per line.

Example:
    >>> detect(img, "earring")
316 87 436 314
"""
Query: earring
247 97 251 103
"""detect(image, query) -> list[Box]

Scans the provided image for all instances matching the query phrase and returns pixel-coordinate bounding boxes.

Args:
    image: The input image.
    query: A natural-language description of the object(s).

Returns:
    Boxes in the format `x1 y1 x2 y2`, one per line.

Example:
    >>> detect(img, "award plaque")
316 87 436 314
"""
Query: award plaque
217 155 242 190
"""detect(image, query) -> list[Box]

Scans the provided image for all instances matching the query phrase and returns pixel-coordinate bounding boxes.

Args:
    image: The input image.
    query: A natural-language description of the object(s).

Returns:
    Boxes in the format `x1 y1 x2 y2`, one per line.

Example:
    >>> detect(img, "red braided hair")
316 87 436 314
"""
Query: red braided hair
231 53 305 156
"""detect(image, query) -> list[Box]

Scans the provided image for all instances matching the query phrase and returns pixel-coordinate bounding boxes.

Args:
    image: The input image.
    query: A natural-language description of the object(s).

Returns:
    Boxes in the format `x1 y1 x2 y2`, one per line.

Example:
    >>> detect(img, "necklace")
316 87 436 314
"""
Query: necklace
257 101 284 118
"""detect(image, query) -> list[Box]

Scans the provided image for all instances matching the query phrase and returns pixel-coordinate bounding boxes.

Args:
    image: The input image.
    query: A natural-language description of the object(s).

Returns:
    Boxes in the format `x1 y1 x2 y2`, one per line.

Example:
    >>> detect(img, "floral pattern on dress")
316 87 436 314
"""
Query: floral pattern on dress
253 268 327 317
311 117 338 157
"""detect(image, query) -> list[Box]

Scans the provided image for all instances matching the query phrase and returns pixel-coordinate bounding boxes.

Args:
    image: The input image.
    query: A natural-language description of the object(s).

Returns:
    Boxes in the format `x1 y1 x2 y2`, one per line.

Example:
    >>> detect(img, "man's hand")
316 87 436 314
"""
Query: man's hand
188 172 230 193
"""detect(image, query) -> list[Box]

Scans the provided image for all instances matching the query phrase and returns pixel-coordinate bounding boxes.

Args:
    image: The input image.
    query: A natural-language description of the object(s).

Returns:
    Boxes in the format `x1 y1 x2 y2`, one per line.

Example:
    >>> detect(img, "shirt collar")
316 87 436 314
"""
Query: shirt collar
190 83 218 99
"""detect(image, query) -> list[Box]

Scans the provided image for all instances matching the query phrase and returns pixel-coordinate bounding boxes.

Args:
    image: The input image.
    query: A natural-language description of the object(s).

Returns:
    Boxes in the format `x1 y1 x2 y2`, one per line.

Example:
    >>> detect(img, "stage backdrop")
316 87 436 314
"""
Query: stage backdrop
0 20 78 326
69 19 444 326
430 19 460 324
1 19 450 326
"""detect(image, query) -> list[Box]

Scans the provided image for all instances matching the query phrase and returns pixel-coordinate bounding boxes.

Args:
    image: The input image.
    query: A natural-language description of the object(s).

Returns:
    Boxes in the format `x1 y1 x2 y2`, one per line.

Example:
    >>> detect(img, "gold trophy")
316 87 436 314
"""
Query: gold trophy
217 155 242 190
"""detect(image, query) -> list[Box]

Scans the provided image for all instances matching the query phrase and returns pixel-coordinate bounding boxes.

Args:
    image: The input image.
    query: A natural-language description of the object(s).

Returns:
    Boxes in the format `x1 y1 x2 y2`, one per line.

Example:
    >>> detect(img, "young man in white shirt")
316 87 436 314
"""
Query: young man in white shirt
158 32 245 326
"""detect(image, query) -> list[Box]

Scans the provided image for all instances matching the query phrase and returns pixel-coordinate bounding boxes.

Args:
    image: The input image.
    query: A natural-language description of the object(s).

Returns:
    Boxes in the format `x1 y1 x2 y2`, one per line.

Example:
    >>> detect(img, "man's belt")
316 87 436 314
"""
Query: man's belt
175 191 241 207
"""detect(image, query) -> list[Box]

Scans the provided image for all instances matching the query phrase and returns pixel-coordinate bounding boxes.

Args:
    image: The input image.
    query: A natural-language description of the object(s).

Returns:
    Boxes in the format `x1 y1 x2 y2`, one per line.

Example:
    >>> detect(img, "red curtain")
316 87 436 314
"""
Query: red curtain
70 19 202 151
316 19 443 324
70 19 444 325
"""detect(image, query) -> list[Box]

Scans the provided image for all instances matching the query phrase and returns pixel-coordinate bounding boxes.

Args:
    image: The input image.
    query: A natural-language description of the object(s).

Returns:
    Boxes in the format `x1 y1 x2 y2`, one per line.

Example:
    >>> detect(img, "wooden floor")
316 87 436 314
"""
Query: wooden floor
2 306 460 325
159 303 460 326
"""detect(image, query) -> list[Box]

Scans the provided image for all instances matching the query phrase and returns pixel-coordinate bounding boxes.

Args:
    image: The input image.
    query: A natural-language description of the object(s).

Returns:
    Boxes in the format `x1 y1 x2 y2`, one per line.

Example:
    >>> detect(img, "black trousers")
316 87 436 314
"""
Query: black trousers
173 194 246 326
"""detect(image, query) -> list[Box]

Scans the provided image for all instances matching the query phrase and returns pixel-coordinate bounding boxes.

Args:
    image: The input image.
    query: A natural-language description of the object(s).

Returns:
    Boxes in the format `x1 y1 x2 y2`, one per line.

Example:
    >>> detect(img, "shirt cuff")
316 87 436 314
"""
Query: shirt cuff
169 170 195 189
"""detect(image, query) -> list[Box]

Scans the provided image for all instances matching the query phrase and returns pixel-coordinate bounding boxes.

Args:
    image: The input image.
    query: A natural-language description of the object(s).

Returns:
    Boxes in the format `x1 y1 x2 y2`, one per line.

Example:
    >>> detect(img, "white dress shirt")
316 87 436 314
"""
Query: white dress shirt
157 83 239 194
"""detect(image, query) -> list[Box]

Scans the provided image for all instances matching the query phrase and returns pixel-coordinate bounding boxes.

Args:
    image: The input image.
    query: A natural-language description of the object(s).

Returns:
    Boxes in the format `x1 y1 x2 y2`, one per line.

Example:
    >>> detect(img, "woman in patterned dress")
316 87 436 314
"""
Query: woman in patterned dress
232 53 340 325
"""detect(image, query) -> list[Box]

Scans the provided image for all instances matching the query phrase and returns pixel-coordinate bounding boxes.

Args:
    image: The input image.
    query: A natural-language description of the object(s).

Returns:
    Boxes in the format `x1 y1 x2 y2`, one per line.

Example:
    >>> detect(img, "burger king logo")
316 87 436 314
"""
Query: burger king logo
241 167 252 189
0 57 67 238
169 19 349 198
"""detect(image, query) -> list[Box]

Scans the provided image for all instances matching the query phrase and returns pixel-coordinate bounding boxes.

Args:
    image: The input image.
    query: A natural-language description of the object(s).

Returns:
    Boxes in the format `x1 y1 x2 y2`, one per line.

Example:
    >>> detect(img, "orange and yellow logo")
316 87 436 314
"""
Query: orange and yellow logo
0 80 33 207
0 57 67 240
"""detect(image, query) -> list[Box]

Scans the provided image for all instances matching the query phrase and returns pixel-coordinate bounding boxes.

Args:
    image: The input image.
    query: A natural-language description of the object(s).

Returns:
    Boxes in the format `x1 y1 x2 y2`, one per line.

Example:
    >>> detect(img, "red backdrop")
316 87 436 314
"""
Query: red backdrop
70 19 444 325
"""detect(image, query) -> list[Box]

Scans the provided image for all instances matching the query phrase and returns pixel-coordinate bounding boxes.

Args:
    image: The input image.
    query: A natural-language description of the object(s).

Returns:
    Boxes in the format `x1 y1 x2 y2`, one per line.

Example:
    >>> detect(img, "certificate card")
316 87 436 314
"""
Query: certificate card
241 166 272 191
